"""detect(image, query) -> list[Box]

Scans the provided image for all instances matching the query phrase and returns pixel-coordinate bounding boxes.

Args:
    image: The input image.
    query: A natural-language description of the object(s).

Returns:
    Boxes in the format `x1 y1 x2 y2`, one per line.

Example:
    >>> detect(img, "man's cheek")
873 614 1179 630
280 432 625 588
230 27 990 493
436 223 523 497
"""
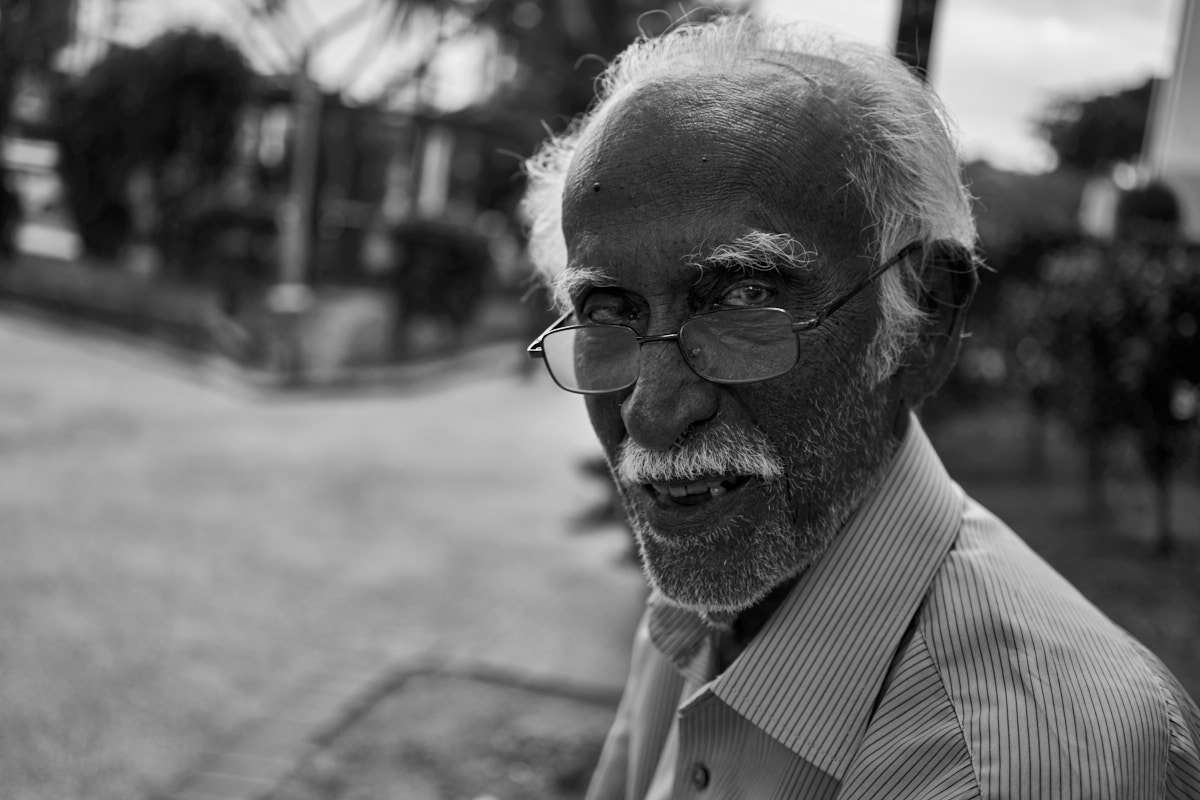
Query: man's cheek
584 395 626 459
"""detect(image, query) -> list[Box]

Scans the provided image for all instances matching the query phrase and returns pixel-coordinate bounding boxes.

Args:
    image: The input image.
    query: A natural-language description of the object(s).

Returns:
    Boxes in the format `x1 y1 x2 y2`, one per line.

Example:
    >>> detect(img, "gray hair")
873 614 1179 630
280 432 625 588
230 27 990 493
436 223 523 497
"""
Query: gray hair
521 14 976 383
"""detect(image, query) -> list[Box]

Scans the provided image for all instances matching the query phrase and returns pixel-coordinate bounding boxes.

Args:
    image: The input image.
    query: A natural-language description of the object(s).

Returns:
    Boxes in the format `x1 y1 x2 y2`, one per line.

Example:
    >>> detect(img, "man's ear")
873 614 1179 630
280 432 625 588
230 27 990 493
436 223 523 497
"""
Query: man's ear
894 239 979 407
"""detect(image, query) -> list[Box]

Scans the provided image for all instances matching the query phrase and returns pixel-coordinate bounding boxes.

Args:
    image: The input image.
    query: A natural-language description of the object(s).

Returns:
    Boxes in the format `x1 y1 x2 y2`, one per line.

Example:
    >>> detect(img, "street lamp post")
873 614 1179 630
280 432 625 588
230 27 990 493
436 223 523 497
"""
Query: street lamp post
894 0 940 81
268 52 321 385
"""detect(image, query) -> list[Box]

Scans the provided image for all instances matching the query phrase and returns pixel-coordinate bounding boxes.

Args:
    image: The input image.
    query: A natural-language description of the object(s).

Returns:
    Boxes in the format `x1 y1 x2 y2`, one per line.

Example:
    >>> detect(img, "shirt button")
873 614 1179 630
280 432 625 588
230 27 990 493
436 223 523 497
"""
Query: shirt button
691 762 710 790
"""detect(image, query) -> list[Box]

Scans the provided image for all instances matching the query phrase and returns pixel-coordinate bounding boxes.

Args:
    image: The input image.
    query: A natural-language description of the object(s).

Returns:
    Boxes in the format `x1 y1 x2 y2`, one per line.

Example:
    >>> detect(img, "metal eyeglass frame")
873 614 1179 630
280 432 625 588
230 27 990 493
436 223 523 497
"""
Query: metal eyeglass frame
527 241 923 394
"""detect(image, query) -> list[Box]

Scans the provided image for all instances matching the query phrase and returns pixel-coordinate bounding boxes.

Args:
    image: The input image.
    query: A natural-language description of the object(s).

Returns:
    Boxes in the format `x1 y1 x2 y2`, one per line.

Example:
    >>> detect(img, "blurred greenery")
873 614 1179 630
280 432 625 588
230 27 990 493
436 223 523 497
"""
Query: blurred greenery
56 28 252 259
4 1 747 365
0 0 75 254
1036 78 1156 172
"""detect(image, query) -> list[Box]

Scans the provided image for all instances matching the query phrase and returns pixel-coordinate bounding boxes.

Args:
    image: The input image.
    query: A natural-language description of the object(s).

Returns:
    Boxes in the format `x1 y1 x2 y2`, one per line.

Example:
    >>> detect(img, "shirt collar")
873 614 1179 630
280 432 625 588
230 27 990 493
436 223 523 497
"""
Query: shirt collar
646 595 715 687
647 414 963 780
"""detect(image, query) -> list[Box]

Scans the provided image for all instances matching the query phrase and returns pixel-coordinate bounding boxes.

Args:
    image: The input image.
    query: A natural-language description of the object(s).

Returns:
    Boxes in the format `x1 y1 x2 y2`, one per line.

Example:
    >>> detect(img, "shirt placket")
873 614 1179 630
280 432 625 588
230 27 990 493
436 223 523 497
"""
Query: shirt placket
666 632 723 800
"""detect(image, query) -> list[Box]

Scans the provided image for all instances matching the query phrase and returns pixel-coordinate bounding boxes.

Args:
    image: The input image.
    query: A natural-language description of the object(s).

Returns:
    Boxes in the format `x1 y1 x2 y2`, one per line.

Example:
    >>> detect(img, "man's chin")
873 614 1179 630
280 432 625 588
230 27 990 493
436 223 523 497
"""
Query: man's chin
614 447 863 617
632 514 812 616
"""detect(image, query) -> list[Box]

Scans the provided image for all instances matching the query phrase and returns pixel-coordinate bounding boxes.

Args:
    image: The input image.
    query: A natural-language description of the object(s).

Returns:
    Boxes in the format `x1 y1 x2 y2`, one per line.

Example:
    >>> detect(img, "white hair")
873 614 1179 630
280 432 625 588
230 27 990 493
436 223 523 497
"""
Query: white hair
616 420 785 485
521 14 976 383
694 230 818 275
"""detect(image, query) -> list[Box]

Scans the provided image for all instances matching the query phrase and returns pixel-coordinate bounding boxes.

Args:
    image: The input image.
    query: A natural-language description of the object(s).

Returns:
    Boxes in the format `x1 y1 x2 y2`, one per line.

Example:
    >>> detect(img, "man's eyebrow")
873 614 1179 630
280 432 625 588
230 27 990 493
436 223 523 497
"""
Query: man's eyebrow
552 265 616 309
690 230 818 274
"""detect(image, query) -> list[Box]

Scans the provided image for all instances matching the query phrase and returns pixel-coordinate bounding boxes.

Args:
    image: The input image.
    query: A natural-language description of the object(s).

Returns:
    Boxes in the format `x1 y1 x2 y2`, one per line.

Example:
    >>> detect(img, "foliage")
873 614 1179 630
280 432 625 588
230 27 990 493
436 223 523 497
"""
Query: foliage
0 0 73 69
994 237 1200 554
373 0 727 212
1035 79 1157 172
56 29 253 259
963 160 1087 287
388 217 493 355
490 0 731 124
0 0 76 254
1115 180 1180 239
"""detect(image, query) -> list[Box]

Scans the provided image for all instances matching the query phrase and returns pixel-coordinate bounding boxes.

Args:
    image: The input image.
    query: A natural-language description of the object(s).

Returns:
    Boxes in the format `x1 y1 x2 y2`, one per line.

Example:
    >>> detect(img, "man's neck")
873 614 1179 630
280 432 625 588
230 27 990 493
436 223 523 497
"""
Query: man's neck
709 576 801 673
696 410 913 672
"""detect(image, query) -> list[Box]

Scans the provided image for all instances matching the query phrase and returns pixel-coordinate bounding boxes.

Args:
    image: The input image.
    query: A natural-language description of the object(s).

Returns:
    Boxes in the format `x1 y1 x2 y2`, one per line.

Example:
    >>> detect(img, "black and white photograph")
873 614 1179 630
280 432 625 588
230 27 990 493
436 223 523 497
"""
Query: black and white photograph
1 1 1197 798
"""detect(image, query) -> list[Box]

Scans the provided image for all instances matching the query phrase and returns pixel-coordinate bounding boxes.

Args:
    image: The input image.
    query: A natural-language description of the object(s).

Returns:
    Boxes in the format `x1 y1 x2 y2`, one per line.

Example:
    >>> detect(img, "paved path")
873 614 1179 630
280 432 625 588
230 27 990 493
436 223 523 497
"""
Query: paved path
0 311 646 800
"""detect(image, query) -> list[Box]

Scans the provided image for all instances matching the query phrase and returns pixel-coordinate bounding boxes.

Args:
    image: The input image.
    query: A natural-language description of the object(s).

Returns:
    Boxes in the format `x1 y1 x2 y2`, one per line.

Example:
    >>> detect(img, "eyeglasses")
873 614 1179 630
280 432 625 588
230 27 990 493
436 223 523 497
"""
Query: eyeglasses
527 242 922 395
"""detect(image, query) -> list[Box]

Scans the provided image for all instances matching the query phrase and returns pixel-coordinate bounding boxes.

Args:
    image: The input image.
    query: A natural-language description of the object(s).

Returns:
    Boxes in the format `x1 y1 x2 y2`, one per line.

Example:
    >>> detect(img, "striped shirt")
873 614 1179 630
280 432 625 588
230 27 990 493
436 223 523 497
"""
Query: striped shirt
586 416 1200 799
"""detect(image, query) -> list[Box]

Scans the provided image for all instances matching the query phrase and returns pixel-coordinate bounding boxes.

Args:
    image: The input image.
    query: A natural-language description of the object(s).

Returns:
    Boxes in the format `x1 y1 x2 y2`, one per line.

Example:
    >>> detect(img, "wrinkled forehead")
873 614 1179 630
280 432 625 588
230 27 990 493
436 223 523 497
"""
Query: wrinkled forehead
561 57 873 262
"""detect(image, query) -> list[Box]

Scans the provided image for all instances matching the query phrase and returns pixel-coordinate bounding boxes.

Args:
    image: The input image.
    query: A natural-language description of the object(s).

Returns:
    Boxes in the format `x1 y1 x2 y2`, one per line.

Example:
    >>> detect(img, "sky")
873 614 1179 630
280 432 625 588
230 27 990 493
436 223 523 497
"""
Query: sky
99 0 1186 174
760 0 1183 171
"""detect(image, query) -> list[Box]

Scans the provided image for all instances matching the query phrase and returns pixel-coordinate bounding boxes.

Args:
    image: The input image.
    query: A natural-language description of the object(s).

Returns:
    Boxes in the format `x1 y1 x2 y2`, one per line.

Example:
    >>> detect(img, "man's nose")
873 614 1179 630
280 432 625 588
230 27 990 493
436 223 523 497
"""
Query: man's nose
620 340 719 450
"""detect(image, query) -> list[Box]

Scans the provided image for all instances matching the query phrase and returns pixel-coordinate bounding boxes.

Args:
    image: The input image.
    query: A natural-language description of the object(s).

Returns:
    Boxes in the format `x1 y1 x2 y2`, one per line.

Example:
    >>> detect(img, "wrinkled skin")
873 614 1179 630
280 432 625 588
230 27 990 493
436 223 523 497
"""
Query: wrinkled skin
560 59 969 615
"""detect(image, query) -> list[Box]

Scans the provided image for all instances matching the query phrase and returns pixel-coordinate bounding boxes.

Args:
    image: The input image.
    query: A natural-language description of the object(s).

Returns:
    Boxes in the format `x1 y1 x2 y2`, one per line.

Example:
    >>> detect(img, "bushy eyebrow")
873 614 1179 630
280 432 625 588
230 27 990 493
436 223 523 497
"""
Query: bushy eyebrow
552 265 616 310
550 230 817 310
689 230 818 274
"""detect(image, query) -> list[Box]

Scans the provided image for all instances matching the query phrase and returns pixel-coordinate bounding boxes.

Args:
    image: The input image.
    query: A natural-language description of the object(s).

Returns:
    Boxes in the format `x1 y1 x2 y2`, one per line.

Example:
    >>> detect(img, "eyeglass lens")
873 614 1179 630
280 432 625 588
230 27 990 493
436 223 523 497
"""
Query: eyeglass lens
542 308 799 393
542 324 640 393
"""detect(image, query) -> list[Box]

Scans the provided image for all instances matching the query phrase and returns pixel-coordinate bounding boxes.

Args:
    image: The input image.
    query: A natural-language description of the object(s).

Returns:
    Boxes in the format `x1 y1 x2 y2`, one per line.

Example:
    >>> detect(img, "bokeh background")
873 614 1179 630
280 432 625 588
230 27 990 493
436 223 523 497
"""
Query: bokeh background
1 1 1198 799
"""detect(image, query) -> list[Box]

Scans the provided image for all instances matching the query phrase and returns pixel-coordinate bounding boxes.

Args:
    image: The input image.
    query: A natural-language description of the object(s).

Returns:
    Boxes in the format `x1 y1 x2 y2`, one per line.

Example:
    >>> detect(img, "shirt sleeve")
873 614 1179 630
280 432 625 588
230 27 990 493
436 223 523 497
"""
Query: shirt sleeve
1138 644 1200 798
586 677 633 800
1164 687 1200 799
586 623 645 800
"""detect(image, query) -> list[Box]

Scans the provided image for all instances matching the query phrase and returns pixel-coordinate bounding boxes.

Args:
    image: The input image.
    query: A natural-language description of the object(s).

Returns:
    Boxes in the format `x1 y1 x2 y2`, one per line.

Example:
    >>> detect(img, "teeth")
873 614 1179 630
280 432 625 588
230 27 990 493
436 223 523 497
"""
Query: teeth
649 478 732 498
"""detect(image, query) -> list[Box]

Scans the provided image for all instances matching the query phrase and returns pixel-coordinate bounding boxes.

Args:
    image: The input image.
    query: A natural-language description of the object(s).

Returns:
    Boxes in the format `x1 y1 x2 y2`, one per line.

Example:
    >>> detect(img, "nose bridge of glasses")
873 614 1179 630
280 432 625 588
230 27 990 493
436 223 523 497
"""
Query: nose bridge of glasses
635 329 683 345
634 327 693 376
621 330 721 449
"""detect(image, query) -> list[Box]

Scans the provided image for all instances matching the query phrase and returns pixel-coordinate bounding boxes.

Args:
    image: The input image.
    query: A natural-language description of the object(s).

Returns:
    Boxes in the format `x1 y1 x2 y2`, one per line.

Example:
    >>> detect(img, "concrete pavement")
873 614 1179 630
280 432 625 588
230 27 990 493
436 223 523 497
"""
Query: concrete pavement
0 310 646 800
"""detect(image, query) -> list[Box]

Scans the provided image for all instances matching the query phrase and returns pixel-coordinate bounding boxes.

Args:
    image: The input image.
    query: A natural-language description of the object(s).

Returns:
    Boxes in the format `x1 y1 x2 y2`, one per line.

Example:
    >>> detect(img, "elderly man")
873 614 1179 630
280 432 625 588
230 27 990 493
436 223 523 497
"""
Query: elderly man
522 15 1200 800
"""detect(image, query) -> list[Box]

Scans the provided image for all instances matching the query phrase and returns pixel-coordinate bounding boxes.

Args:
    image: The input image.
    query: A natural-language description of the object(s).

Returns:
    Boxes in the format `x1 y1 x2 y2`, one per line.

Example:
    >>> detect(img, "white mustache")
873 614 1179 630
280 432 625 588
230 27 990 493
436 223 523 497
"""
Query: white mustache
616 422 784 484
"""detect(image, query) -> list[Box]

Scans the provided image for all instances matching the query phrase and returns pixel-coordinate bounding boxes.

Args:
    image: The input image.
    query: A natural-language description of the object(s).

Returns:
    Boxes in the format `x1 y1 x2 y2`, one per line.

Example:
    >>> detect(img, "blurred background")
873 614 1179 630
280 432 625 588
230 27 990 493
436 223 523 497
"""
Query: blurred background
1 1 1198 799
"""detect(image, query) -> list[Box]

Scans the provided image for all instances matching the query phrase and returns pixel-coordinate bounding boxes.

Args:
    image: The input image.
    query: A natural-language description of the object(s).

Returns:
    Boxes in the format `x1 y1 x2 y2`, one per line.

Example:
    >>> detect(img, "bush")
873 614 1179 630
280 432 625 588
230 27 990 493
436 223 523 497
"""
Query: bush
56 29 252 261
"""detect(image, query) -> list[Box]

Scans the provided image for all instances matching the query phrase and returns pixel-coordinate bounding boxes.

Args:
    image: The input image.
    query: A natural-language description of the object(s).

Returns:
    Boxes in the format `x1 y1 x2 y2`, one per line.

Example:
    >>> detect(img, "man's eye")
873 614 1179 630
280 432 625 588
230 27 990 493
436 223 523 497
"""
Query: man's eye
718 282 775 308
581 294 634 325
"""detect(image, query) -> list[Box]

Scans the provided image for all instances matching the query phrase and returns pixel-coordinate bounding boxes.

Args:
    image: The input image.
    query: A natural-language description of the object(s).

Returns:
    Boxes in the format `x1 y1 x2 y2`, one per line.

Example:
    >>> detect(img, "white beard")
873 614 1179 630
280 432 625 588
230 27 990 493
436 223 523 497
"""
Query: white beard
612 363 896 616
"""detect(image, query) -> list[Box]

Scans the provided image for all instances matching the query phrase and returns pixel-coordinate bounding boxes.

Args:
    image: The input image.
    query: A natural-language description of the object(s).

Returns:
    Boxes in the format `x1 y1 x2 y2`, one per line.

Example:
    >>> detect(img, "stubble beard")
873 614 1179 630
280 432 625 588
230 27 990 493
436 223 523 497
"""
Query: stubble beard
615 363 898 617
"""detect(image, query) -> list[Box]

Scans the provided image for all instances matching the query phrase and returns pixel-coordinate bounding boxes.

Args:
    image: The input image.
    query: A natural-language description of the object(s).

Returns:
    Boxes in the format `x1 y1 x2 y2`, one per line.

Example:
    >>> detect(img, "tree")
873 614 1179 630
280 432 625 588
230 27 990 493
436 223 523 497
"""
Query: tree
0 0 75 255
56 28 253 260
1036 79 1157 172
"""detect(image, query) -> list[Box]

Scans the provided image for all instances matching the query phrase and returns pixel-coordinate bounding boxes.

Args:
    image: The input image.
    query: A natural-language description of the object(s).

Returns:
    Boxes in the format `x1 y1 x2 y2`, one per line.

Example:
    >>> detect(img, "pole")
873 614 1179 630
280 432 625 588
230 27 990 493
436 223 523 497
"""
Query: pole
894 0 940 81
268 52 321 385
1143 0 1200 240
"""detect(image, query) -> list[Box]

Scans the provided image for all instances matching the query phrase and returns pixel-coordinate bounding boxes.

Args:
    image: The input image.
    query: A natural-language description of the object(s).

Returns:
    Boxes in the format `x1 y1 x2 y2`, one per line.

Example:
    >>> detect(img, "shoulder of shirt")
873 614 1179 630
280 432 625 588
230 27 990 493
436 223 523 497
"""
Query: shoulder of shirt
909 494 1200 798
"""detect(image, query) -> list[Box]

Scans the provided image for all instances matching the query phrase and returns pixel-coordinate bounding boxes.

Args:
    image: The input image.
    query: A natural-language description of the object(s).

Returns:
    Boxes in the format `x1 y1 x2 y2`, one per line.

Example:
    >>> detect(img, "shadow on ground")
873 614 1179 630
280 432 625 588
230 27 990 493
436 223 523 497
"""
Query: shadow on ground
273 672 616 800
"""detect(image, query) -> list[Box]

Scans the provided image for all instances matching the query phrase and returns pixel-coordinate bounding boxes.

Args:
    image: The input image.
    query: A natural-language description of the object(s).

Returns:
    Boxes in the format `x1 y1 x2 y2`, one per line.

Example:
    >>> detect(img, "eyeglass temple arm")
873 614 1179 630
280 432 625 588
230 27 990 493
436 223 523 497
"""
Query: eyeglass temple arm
797 241 924 331
526 310 574 358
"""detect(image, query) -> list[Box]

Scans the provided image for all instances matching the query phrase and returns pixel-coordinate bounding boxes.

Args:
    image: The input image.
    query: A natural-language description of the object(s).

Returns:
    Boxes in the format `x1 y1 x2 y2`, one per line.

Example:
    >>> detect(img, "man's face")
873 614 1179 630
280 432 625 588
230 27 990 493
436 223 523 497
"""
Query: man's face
560 62 902 615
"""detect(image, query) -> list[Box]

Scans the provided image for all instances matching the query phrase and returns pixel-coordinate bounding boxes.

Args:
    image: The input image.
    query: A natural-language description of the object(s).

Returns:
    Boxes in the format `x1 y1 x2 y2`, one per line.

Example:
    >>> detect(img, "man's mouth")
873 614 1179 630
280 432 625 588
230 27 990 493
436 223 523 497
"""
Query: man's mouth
645 475 752 506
